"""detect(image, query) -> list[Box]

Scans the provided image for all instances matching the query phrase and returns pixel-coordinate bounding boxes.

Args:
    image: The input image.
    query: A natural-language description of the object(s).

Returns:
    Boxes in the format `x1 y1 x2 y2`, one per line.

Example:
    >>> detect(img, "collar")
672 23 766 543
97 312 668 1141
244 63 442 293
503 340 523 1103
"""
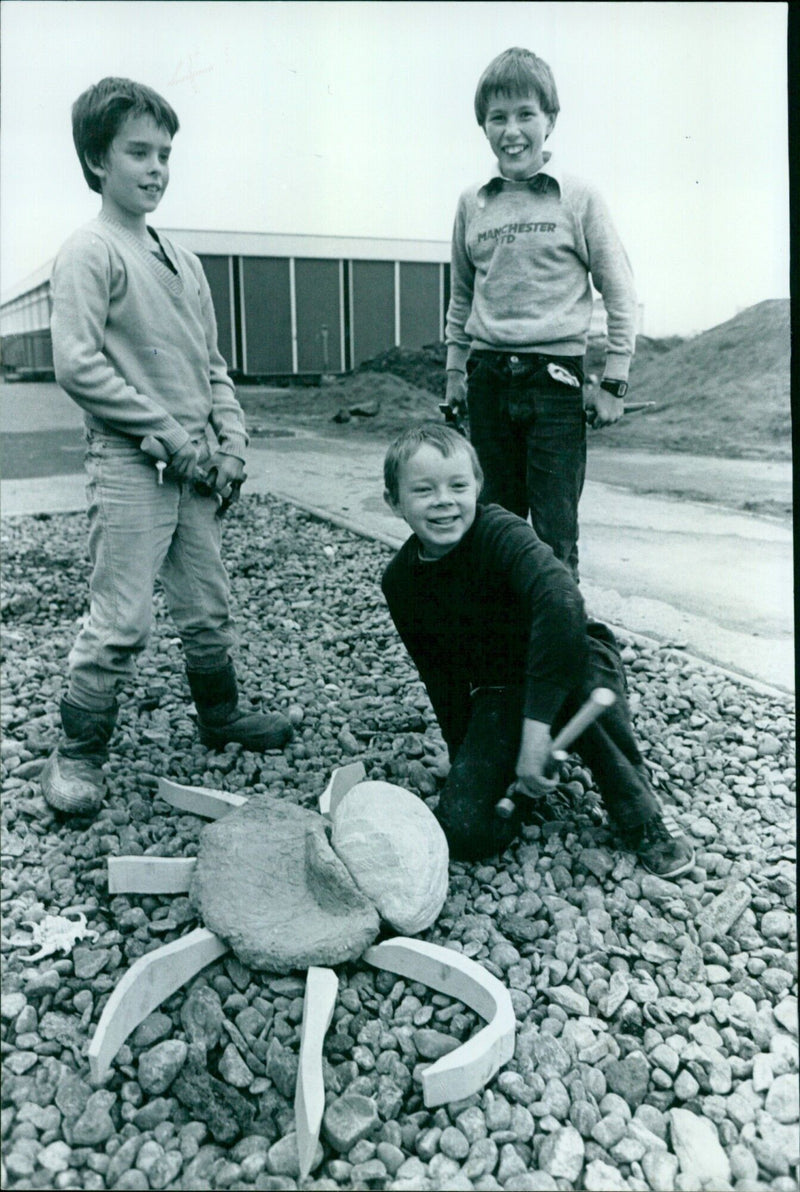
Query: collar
478 152 562 204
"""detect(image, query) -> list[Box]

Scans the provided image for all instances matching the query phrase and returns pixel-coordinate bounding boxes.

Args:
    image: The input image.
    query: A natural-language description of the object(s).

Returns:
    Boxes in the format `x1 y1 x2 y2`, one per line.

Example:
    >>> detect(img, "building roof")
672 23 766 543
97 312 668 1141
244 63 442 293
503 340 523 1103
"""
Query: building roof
160 228 451 264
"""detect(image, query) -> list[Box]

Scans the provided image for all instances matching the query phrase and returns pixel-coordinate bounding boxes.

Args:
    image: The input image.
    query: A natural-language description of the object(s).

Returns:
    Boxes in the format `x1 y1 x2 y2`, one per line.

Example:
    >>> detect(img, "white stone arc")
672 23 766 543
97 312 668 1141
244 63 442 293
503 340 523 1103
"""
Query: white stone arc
87 927 229 1084
318 761 366 817
363 937 516 1107
157 776 248 819
295 966 339 1180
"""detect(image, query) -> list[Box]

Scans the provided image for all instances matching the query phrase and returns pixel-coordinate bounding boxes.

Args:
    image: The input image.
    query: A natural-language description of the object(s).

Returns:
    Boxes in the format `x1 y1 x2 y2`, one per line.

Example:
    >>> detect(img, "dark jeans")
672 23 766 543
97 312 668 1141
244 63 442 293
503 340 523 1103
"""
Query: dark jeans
435 621 660 861
467 351 586 579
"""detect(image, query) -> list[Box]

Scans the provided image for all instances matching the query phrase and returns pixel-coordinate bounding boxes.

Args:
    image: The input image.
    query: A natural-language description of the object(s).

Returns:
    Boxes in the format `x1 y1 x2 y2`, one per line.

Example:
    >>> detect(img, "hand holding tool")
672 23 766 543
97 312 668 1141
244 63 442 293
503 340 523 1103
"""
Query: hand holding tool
495 687 617 819
584 401 655 425
439 402 468 437
141 436 245 517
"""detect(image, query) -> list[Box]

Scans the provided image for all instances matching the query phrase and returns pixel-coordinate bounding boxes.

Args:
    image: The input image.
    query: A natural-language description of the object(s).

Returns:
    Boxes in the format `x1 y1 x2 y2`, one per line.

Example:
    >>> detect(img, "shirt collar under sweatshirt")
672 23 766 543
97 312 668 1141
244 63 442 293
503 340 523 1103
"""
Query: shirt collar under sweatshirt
478 151 563 204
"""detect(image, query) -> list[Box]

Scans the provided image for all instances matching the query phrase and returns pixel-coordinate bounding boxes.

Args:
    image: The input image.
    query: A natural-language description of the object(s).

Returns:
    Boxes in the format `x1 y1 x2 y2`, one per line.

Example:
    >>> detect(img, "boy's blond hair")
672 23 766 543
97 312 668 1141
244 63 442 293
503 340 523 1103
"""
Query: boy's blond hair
384 423 484 504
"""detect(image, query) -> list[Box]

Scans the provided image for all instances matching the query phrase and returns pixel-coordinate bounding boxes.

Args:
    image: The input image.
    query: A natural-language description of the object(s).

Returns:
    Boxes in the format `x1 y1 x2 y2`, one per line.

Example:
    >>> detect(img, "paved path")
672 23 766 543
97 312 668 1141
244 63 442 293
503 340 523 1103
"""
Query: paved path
1 382 794 693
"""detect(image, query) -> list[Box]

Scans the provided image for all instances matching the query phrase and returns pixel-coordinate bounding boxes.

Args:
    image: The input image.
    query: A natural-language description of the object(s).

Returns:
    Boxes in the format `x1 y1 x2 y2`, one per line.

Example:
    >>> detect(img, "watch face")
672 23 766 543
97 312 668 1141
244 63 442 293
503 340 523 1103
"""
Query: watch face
603 381 627 398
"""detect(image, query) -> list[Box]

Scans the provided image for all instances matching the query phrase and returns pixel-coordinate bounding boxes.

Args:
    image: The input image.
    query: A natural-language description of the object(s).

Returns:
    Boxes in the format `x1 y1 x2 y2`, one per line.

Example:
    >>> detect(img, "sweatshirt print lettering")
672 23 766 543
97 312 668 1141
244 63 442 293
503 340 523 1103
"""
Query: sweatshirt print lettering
446 165 636 370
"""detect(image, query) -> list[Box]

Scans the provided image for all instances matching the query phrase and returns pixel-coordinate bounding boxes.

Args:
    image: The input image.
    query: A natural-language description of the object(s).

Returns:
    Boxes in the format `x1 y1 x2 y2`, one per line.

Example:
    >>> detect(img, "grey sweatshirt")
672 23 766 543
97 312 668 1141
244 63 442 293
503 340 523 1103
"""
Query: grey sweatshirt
445 157 636 381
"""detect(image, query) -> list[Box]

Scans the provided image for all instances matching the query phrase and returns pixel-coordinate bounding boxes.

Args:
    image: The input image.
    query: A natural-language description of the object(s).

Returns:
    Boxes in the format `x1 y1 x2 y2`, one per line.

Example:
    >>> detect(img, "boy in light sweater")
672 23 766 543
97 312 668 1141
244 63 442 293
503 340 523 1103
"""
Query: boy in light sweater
444 47 637 578
42 77 292 817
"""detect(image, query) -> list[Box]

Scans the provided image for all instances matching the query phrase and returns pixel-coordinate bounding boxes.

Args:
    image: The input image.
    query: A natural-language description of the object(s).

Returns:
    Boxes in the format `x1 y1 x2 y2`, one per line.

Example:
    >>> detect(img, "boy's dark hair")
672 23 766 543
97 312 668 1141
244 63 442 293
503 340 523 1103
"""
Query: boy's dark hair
384 423 484 504
474 47 560 126
72 77 179 193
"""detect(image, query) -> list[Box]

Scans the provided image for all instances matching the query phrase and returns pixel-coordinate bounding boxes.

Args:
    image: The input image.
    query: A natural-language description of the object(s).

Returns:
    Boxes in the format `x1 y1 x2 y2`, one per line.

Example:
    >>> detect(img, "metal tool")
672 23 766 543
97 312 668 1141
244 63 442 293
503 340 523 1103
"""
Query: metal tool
439 401 468 436
495 687 617 819
140 435 244 517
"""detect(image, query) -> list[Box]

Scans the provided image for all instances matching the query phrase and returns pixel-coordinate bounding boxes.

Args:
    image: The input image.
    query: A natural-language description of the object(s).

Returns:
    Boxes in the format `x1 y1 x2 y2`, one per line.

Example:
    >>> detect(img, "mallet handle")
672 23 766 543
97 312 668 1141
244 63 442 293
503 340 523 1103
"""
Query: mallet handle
551 687 616 753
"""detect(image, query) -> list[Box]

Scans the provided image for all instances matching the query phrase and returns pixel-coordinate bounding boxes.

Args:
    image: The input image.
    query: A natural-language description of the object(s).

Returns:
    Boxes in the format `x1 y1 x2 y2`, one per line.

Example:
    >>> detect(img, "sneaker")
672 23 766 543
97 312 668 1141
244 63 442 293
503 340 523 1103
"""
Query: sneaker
40 749 105 815
626 815 695 879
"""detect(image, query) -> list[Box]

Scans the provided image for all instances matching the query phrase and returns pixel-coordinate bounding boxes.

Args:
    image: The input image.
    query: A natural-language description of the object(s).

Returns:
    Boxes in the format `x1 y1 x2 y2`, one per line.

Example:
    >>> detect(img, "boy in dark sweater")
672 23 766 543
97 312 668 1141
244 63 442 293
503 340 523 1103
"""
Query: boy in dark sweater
381 424 694 878
444 47 637 579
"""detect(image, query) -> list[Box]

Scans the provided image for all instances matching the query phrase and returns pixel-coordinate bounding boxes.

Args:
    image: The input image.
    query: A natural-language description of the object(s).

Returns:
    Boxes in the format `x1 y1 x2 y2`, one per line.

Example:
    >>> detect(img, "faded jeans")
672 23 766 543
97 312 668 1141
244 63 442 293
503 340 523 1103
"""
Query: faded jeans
467 350 586 579
435 620 661 861
66 428 234 710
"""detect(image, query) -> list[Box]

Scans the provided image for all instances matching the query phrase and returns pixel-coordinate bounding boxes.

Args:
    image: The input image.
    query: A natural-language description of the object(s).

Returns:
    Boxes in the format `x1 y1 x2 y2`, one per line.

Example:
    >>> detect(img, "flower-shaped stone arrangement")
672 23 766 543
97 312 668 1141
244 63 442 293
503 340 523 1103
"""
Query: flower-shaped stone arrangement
86 764 516 1180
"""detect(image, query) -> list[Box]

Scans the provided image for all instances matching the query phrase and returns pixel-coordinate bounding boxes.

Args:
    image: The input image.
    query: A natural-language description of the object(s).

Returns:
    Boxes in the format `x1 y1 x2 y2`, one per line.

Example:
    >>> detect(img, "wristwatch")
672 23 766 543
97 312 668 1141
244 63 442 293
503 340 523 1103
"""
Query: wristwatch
600 379 628 399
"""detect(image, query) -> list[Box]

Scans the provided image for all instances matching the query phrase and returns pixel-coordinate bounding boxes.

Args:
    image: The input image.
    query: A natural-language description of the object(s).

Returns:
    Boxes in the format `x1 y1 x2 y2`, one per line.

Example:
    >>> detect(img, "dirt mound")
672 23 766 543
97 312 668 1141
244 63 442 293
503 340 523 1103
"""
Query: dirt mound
609 299 791 459
243 300 790 459
242 370 441 439
355 342 448 398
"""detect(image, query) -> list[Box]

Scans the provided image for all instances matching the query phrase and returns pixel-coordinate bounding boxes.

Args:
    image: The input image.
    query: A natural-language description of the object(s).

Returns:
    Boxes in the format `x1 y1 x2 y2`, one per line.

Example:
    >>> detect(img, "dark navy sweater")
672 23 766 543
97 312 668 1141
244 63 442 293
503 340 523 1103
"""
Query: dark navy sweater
381 503 588 755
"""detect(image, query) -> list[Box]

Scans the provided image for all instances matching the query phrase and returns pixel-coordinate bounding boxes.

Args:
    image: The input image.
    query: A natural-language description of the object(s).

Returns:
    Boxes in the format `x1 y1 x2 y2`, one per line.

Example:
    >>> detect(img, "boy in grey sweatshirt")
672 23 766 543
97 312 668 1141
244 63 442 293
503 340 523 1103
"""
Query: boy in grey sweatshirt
41 78 293 818
444 47 637 578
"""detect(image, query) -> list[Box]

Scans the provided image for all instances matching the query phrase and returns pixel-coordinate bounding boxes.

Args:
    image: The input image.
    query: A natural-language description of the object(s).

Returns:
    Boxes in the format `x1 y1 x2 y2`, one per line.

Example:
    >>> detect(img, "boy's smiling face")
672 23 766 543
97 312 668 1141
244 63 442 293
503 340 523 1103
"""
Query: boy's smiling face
483 91 554 180
387 444 479 559
90 112 172 227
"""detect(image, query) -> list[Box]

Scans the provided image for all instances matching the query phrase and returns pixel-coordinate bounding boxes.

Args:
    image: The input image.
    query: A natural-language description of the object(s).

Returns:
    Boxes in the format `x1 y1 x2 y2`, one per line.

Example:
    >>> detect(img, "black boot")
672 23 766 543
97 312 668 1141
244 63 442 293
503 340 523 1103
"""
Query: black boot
41 698 118 815
187 661 293 751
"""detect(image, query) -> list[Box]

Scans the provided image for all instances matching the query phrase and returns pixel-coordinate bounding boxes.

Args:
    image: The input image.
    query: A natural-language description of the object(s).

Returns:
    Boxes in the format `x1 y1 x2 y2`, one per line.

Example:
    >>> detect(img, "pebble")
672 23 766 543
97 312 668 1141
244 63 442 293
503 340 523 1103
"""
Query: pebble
1 496 796 1192
583 1158 625 1190
413 1028 460 1059
765 1073 800 1123
669 1108 731 1186
36 1140 72 1174
538 1124 585 1181
604 1053 650 1109
219 1043 254 1088
137 1039 188 1095
322 1093 379 1152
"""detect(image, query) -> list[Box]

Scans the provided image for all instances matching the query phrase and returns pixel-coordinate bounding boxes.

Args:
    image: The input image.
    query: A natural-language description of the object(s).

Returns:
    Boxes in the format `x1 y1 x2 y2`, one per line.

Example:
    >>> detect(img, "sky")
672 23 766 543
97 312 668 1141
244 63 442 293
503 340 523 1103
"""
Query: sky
0 0 790 336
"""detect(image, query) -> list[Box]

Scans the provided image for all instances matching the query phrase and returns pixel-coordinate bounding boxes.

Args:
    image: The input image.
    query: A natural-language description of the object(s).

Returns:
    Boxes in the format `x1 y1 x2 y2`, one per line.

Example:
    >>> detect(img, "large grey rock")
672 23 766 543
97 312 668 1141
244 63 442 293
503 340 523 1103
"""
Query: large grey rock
331 781 448 934
190 795 379 972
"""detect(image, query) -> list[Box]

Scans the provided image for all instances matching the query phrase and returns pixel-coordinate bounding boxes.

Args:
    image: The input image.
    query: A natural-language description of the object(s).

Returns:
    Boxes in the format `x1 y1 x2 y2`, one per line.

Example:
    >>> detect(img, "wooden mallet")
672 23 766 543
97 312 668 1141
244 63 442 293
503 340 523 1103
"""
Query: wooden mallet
495 687 617 818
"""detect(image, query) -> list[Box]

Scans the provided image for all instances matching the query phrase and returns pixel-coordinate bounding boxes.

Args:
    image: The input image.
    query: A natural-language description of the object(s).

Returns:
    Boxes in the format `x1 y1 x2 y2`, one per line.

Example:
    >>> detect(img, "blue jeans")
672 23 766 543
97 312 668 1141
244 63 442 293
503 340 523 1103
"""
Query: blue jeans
436 620 660 861
66 429 234 710
467 351 586 578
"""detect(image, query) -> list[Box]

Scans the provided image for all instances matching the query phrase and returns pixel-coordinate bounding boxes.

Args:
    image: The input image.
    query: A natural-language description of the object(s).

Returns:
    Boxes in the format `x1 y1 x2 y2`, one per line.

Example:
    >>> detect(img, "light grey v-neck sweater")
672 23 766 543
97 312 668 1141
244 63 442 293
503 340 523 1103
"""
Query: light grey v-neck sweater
50 213 246 458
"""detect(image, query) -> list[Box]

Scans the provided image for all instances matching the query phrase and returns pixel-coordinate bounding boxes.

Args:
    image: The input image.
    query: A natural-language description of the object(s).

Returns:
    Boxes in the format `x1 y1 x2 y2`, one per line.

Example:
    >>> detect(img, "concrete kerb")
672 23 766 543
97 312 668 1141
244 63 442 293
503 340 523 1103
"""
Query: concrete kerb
273 487 795 706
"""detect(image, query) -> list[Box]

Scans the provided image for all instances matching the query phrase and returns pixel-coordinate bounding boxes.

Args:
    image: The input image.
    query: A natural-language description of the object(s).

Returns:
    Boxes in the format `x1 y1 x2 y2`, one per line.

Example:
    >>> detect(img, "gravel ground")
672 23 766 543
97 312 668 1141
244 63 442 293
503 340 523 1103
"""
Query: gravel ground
1 495 797 1192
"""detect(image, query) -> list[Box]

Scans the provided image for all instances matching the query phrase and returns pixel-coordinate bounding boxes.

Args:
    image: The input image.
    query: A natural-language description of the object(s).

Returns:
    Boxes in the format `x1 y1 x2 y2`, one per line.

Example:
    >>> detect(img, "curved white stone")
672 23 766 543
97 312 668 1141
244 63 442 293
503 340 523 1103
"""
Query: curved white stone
87 928 228 1083
108 856 196 894
295 967 339 1180
363 937 515 1106
318 762 366 817
157 777 247 819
